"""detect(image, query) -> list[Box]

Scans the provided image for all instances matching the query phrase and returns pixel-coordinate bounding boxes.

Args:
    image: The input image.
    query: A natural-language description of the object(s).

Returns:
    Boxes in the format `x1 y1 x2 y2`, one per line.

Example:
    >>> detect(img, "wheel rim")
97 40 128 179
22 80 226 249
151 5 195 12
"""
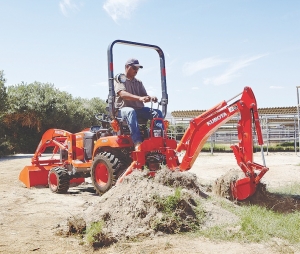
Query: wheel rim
94 162 109 187
49 172 58 191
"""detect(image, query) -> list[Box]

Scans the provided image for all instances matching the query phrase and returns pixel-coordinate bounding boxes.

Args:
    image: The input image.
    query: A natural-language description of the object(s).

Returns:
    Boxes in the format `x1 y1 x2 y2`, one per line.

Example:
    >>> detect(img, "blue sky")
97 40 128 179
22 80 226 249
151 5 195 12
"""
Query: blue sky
1 0 300 112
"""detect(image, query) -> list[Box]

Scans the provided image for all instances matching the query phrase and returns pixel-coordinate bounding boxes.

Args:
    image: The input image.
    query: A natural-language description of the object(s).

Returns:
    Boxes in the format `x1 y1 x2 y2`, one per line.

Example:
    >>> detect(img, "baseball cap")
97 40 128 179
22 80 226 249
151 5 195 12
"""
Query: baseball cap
125 58 143 69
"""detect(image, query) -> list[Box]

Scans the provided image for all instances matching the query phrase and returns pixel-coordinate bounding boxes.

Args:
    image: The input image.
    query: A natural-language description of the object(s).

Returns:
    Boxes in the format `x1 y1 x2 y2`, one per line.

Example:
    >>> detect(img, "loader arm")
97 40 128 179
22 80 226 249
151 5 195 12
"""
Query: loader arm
176 86 269 200
19 129 74 188
31 129 71 165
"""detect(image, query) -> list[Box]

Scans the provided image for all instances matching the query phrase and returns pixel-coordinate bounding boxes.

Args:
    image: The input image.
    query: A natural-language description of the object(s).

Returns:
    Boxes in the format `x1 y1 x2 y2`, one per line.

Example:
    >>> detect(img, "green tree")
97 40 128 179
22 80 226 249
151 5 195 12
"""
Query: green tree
0 70 7 113
0 71 8 156
3 81 107 153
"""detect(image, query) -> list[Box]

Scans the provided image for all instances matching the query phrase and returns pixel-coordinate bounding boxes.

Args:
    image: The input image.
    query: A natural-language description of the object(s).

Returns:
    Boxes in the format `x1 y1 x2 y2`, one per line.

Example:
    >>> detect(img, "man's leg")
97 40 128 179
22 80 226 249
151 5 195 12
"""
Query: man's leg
135 107 164 136
135 107 163 119
120 107 142 145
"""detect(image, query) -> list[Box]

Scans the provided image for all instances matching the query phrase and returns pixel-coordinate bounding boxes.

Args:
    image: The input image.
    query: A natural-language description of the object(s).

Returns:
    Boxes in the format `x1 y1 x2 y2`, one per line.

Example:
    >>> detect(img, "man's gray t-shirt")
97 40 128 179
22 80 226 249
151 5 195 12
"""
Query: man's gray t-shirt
115 77 147 109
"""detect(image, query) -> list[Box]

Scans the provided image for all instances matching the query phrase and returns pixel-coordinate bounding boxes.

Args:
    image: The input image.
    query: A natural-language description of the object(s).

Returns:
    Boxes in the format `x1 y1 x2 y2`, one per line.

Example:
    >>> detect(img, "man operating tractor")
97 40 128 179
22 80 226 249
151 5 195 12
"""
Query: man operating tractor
114 58 163 151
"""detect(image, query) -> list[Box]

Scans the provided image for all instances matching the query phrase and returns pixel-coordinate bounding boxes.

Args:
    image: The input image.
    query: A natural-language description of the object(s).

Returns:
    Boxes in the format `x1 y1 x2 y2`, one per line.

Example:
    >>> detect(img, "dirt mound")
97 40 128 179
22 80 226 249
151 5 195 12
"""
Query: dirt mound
81 169 205 247
153 168 209 198
212 168 245 199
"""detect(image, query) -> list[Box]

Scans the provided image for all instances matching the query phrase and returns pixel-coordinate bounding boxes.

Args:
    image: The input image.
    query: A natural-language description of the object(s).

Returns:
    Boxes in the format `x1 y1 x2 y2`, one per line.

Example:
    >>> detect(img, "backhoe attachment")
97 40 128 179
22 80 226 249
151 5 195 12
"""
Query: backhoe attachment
176 87 269 200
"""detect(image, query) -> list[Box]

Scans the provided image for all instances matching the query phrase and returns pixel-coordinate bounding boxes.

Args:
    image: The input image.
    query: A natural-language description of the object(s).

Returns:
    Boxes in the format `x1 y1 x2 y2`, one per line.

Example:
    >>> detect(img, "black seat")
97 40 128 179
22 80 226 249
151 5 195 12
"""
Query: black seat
104 105 149 138
83 132 96 160
118 116 148 137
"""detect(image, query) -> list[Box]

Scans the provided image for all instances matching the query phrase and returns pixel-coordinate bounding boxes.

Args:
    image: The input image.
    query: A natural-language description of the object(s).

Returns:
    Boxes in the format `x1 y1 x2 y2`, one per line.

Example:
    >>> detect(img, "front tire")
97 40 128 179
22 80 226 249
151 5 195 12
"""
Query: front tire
48 167 70 193
91 152 122 195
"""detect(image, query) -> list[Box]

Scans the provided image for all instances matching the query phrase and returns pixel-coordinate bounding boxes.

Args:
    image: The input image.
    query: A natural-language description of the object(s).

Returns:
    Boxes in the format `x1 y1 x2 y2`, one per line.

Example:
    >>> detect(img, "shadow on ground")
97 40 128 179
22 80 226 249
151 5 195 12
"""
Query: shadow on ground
237 183 300 213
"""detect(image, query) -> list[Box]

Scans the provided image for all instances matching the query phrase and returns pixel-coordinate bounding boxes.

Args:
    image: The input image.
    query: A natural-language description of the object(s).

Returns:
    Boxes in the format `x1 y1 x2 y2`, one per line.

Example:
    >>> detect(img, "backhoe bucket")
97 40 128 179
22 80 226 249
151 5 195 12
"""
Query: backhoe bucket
19 165 52 188
231 177 256 200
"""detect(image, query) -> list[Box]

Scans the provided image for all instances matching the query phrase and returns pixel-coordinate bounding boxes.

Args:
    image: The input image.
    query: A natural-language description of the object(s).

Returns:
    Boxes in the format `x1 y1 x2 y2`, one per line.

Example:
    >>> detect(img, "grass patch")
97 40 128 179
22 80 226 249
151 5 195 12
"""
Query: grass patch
199 204 300 244
200 141 297 153
238 206 300 243
201 144 230 153
267 183 300 196
86 221 104 245
151 188 205 233
85 220 117 248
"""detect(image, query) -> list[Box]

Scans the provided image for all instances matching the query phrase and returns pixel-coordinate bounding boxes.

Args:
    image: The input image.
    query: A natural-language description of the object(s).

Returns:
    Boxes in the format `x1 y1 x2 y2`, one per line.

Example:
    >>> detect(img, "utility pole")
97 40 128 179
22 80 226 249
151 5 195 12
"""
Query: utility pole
296 86 300 154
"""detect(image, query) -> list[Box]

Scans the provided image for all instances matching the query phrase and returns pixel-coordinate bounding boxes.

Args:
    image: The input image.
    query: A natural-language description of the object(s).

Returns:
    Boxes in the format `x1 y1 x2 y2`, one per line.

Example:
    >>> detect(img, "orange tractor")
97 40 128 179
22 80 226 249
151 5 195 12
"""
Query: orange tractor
19 40 269 200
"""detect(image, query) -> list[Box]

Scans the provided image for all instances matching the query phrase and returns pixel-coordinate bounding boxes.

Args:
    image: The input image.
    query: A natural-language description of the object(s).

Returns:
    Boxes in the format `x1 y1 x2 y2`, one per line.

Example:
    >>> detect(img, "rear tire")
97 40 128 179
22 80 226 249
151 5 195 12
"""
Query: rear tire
48 167 70 194
91 152 123 195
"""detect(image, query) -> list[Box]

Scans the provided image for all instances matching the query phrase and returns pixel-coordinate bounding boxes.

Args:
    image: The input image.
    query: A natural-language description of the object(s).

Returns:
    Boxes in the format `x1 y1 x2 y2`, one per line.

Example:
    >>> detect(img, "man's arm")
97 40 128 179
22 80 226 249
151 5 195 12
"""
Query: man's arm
118 90 151 103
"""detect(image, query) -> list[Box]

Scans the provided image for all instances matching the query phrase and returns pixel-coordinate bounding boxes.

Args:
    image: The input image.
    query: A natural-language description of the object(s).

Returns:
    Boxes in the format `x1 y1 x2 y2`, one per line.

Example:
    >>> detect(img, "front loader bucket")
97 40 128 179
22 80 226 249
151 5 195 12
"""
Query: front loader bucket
19 165 51 188
231 177 256 200
20 165 85 188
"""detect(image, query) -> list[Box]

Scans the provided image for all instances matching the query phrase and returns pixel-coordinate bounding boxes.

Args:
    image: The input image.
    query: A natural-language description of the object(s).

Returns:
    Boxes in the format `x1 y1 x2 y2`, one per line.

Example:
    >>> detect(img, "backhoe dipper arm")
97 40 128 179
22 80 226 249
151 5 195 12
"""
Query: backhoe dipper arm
176 87 266 173
230 88 268 186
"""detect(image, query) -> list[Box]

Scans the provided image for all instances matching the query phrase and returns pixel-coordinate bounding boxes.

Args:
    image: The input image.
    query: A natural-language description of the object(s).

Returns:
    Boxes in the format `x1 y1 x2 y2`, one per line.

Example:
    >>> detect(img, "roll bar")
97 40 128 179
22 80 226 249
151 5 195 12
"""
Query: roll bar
107 39 168 119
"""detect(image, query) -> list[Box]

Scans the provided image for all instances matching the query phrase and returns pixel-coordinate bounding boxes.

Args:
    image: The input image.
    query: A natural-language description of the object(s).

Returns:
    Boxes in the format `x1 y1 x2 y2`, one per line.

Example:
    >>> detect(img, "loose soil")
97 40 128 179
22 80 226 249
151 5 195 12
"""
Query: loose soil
1 152 300 254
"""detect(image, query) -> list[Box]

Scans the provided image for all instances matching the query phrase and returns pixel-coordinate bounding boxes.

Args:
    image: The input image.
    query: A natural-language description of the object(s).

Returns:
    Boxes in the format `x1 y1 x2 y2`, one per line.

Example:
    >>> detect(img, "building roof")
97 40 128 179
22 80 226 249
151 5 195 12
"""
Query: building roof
171 106 298 118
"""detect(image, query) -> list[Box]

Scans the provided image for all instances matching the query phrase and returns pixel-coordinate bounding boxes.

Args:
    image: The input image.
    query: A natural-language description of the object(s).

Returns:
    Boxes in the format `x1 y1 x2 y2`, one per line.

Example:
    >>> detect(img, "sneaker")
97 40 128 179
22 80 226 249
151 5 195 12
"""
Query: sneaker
135 142 142 151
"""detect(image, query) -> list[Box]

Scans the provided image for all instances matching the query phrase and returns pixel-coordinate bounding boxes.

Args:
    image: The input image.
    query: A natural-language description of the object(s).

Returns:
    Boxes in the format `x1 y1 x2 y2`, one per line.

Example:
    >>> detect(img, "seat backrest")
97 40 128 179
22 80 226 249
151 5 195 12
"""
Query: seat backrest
117 117 149 139
83 132 96 161
105 105 149 137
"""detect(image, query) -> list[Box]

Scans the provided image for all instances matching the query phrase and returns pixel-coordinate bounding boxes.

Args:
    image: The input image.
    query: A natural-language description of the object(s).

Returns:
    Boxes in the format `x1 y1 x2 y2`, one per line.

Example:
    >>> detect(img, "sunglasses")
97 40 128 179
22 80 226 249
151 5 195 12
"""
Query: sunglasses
130 65 140 71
